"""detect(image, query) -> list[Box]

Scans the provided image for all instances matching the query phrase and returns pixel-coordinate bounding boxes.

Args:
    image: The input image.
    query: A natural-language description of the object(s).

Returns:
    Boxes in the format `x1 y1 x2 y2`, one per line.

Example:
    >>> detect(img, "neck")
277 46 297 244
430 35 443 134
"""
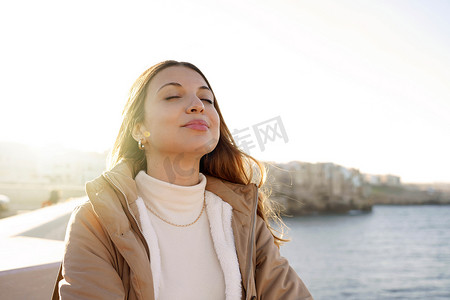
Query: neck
145 153 201 186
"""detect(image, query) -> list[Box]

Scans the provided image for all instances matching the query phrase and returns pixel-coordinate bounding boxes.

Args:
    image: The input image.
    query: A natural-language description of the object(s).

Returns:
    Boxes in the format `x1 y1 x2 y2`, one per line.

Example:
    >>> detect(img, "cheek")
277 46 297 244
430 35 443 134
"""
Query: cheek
212 113 220 137
211 110 220 127
144 108 176 133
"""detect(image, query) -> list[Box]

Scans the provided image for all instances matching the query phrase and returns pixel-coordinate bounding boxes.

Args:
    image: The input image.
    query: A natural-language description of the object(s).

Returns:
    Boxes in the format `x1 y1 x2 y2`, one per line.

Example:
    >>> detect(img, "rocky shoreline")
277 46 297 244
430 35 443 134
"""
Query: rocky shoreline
266 161 450 215
368 183 450 205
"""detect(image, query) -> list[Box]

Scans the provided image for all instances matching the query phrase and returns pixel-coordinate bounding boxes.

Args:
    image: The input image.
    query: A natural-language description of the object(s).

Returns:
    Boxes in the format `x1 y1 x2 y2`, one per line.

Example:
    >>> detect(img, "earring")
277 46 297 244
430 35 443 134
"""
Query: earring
144 131 150 137
138 139 145 150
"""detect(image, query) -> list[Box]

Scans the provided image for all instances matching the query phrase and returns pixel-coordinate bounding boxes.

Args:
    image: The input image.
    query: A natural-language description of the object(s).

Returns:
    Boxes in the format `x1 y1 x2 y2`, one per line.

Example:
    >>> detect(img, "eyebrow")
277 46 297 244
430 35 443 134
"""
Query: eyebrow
199 86 211 91
157 82 211 93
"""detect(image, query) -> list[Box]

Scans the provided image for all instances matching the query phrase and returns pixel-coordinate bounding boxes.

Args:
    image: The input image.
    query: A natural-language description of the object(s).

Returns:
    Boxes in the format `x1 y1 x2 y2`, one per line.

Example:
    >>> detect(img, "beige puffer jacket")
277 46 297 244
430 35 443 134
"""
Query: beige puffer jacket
52 161 313 300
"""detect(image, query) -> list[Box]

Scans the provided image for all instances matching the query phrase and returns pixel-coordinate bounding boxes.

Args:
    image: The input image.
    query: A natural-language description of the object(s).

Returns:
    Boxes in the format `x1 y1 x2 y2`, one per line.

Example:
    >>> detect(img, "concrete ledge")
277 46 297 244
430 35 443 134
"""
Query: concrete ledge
0 262 60 299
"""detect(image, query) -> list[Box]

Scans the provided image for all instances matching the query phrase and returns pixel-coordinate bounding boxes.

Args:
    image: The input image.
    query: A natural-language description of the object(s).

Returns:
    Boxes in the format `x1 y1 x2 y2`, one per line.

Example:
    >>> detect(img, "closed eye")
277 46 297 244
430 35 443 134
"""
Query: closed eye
165 95 213 104
201 99 213 104
165 96 181 100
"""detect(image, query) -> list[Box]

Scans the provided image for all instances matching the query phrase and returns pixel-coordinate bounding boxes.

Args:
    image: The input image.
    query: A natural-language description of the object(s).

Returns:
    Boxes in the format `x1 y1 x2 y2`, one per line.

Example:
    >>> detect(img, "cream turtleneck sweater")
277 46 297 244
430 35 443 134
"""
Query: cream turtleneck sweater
135 171 226 300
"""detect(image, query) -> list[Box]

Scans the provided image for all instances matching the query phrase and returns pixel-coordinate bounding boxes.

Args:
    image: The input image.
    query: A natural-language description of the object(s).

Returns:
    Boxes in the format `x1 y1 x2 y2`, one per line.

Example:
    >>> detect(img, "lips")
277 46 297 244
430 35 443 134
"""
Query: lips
182 119 209 131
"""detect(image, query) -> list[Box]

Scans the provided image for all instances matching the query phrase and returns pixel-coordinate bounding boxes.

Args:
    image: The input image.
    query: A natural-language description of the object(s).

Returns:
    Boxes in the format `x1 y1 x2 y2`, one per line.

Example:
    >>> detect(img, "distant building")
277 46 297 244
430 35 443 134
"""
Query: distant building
363 173 401 187
364 174 381 185
379 174 401 186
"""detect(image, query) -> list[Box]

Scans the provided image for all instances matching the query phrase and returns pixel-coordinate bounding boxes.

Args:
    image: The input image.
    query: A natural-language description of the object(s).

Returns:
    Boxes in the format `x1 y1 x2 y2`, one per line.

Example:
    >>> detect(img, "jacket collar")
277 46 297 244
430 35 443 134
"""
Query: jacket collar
101 160 257 219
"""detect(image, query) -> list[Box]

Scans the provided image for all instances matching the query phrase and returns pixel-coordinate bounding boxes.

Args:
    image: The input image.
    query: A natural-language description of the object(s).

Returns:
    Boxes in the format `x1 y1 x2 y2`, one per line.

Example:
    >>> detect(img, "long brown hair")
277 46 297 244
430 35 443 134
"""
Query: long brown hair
109 60 288 246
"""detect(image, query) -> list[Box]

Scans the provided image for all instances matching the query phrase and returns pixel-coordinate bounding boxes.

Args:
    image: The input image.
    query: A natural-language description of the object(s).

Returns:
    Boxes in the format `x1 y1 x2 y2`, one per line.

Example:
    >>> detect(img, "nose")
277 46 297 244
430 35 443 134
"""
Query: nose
186 97 205 114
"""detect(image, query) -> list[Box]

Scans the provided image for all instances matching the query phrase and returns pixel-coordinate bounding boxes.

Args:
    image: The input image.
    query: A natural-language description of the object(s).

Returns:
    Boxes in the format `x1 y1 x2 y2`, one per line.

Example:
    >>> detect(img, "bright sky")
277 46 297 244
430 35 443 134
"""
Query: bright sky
1 0 449 183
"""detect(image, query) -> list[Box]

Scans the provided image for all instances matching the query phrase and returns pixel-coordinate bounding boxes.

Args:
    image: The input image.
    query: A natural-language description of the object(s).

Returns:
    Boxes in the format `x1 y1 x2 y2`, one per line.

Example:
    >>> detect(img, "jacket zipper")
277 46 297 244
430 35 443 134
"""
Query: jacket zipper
245 185 258 300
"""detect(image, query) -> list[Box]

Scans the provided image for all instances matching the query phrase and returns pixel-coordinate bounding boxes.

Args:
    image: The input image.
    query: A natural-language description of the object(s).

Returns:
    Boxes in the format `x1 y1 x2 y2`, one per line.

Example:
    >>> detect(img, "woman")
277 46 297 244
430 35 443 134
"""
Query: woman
52 60 313 300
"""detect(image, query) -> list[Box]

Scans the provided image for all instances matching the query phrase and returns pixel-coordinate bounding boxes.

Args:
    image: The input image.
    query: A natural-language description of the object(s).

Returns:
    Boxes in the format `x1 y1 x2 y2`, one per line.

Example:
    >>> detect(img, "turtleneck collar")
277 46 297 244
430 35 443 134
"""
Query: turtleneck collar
135 170 207 224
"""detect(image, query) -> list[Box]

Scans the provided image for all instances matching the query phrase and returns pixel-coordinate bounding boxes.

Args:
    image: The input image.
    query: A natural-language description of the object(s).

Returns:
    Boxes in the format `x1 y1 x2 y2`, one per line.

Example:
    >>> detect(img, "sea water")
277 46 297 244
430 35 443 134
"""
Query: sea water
281 205 450 300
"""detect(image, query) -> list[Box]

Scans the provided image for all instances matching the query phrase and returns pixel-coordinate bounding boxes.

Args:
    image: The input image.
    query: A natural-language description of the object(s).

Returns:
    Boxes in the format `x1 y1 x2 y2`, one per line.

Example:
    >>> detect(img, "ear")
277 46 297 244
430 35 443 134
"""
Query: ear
132 123 148 142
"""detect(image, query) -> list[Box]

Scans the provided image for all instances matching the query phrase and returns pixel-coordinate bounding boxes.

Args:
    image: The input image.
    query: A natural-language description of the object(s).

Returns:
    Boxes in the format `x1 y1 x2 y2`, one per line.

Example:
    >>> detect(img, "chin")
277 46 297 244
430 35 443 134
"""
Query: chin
186 135 217 149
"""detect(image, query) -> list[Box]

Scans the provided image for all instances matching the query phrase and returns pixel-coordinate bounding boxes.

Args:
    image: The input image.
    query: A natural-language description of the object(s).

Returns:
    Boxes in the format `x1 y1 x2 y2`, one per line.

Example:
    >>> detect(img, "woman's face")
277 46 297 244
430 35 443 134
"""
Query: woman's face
138 66 220 159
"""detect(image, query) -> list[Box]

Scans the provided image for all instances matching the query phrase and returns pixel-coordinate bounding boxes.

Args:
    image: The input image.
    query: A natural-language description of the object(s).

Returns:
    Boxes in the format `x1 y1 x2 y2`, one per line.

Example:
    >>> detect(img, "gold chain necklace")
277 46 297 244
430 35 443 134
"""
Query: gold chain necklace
144 191 206 227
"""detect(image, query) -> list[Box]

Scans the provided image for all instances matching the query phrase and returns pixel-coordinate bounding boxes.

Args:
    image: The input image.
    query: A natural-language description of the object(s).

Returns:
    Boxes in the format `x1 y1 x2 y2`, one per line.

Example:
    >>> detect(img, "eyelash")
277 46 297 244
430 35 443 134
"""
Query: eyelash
165 96 180 100
165 96 213 104
202 99 214 104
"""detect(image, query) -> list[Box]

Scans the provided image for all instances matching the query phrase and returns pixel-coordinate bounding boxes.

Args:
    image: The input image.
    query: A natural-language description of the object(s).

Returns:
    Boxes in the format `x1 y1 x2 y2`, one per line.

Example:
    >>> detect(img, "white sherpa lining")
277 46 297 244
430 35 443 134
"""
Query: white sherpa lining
135 197 162 300
205 190 242 300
